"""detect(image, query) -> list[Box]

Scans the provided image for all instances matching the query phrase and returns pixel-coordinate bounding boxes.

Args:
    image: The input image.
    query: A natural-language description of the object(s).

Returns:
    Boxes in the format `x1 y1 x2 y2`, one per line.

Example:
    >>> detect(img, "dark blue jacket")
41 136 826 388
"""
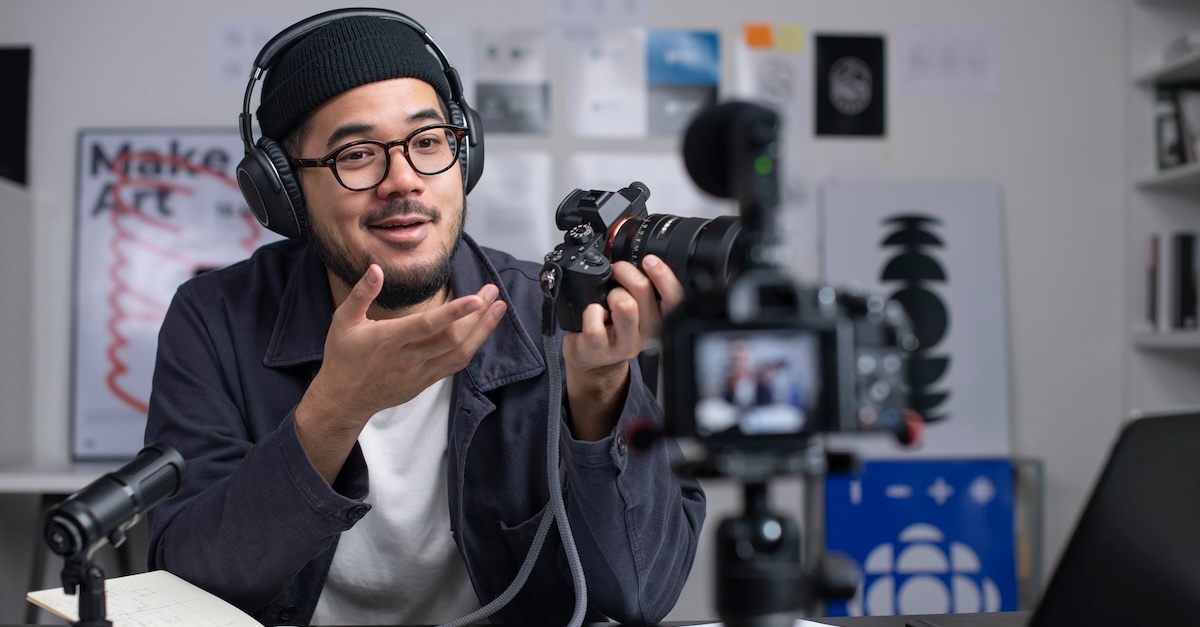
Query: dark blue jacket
144 236 705 625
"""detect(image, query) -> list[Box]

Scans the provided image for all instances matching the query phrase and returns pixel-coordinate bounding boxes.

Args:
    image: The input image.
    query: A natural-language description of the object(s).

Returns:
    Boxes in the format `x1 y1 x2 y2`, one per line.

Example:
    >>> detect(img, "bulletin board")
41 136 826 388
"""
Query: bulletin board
70 128 281 460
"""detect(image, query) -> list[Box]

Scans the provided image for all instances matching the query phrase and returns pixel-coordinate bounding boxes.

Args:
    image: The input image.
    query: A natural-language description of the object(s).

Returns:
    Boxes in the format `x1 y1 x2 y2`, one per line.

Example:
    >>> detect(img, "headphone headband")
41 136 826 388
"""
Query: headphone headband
239 7 465 152
235 7 485 239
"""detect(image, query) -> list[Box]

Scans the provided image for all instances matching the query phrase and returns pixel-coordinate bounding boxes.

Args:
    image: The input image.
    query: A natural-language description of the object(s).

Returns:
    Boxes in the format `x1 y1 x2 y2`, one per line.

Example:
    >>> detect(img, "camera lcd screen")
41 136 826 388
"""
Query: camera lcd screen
694 330 822 437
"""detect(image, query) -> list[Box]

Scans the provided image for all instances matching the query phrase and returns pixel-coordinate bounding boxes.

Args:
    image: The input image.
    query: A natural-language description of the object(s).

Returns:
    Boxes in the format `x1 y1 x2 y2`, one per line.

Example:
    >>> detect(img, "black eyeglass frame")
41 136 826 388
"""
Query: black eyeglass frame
290 123 469 191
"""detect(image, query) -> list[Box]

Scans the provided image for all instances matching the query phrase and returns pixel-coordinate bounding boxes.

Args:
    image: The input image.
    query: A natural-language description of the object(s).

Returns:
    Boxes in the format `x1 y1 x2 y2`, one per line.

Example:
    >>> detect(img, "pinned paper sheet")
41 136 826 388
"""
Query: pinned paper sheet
547 0 651 25
895 23 1002 97
473 30 551 134
565 27 649 138
206 16 291 93
734 22 811 137
465 151 554 262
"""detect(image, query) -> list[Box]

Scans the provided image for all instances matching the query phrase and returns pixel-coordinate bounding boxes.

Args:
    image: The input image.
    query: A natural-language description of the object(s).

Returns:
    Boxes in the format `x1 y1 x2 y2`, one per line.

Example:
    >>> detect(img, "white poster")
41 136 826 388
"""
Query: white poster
821 182 1011 458
565 28 649 138
895 23 1002 98
734 22 812 138
465 150 554 262
206 16 291 93
473 30 551 134
72 129 281 459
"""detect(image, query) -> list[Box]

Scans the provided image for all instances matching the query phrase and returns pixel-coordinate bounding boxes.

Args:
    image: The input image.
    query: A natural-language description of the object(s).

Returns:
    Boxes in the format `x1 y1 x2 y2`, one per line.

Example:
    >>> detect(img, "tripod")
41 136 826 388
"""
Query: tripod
686 440 860 627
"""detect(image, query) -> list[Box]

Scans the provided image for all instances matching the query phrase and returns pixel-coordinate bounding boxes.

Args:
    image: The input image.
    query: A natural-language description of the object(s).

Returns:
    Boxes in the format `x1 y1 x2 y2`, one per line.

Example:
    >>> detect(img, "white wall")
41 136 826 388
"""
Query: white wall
0 178 32 466
0 0 1128 622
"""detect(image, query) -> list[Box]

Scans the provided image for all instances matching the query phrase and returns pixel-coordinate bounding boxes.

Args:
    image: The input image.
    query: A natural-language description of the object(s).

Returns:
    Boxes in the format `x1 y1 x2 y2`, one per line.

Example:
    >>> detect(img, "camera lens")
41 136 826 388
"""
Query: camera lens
608 213 742 290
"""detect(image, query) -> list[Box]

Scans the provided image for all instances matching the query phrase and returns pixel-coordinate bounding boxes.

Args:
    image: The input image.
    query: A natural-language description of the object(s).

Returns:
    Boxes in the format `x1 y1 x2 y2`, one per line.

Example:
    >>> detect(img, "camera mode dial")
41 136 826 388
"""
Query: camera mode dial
567 224 595 245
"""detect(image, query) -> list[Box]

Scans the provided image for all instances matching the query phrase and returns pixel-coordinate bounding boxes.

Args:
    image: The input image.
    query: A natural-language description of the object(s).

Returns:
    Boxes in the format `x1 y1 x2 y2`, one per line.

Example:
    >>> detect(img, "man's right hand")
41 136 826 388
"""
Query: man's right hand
294 264 507 484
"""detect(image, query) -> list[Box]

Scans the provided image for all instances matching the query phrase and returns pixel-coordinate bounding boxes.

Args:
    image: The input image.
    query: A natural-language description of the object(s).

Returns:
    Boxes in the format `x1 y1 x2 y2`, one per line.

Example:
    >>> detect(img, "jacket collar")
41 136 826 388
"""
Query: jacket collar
263 235 545 392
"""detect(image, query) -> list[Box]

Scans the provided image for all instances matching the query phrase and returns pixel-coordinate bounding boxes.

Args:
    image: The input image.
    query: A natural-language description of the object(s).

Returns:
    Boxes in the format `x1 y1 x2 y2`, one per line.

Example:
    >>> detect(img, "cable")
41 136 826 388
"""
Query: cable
438 264 587 627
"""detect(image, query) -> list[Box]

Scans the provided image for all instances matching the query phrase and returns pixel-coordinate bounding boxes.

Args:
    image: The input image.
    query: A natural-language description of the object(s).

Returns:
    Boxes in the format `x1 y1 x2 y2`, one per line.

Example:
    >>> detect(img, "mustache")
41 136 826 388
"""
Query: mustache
360 199 441 227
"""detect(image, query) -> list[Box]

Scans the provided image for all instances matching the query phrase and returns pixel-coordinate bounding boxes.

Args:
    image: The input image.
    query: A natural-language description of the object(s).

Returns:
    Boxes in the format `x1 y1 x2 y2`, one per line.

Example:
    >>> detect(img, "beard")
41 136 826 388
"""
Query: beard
310 197 465 311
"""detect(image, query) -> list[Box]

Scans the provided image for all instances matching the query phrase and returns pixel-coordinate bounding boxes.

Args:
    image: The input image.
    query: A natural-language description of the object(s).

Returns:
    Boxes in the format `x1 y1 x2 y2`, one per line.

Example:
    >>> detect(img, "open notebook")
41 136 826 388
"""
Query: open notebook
28 569 259 627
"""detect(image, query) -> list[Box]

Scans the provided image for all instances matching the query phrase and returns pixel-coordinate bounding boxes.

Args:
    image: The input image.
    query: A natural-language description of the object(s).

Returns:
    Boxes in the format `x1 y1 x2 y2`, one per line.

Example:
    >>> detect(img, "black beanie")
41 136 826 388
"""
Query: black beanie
257 15 454 140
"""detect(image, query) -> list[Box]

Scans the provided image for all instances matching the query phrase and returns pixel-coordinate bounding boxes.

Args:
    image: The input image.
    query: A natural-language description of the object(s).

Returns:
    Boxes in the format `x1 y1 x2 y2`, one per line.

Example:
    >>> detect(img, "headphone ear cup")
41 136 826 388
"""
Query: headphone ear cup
237 137 307 239
461 104 485 194
258 137 309 238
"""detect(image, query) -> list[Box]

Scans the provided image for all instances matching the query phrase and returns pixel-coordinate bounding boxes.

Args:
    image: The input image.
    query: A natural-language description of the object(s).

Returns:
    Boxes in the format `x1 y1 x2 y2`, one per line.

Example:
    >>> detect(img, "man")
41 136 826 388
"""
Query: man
144 12 704 626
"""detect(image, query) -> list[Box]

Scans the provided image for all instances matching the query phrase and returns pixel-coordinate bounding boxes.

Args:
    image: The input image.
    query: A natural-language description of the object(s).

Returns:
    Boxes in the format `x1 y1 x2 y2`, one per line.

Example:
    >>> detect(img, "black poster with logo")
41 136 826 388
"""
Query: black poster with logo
0 48 31 184
815 35 885 137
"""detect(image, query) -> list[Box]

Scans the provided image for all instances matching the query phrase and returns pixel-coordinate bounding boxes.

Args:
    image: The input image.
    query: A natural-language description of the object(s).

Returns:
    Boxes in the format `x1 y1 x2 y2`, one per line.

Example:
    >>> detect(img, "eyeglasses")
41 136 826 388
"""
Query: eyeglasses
291 123 468 191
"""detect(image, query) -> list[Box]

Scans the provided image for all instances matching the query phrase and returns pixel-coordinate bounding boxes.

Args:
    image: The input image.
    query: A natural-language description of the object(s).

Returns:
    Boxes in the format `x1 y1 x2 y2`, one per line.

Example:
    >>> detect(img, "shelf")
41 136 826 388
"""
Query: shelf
1135 161 1200 189
1135 47 1200 85
1134 331 1200 349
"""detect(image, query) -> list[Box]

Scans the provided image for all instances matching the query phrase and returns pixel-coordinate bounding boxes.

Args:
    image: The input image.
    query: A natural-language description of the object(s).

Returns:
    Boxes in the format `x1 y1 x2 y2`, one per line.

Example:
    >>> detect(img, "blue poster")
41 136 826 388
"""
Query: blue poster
646 30 719 136
824 459 1018 616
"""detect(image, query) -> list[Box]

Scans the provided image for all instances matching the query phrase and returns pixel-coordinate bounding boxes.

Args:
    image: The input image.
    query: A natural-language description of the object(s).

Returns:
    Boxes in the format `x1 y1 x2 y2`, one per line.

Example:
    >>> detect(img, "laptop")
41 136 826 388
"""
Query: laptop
906 407 1200 627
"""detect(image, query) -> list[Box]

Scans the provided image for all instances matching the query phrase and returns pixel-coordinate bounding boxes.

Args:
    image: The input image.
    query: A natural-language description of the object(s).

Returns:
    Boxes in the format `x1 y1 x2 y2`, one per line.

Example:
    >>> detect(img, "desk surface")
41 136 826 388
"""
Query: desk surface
0 462 121 493
816 612 1029 627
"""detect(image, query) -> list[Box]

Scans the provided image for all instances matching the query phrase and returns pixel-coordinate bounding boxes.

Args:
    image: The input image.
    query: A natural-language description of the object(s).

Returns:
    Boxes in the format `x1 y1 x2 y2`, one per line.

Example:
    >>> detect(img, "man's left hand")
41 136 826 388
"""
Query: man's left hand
561 254 684 441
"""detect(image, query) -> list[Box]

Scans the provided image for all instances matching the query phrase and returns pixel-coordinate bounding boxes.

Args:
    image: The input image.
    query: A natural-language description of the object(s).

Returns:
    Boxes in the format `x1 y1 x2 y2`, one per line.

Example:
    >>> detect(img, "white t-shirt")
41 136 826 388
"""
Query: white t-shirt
310 377 481 625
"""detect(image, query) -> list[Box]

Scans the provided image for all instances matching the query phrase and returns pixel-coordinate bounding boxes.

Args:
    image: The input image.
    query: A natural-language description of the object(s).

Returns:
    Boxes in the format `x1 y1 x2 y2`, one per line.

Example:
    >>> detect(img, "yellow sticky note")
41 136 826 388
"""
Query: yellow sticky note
777 23 805 52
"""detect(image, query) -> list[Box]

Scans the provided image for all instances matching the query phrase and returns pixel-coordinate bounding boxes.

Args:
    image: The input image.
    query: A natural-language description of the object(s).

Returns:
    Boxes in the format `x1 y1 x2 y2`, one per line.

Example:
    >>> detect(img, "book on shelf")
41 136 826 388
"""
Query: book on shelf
1175 87 1200 164
27 570 258 626
1172 232 1199 330
1157 88 1187 170
1149 233 1160 330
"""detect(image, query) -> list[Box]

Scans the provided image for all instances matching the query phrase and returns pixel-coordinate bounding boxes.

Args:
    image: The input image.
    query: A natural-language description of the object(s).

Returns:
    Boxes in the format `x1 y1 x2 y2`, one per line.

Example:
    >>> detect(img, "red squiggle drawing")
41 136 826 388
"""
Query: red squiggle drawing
101 149 266 414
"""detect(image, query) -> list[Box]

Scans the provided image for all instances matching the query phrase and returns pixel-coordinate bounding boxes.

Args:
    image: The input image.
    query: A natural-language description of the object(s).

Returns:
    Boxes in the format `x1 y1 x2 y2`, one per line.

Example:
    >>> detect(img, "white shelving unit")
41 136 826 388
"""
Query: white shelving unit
1127 0 1200 411
1135 161 1200 189
1133 330 1200 349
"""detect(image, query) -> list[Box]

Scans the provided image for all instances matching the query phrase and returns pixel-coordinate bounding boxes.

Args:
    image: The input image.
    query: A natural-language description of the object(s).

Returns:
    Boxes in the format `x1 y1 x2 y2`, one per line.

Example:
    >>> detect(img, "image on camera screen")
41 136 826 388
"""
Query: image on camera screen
694 330 822 437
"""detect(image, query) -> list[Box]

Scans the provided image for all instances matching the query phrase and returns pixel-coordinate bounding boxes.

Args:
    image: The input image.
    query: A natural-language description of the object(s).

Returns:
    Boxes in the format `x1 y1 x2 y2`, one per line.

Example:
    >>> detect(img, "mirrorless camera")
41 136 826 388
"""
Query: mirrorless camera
544 181 741 332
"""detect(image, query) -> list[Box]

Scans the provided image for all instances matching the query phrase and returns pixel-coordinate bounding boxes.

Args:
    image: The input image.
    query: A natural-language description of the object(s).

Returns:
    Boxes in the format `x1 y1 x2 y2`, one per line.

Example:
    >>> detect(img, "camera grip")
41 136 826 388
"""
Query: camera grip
555 260 614 333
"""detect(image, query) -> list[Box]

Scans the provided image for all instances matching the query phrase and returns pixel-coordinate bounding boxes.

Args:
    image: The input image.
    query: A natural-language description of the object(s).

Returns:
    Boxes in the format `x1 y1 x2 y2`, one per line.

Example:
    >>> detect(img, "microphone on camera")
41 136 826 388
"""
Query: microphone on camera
682 101 780 253
683 101 780 201
44 443 186 559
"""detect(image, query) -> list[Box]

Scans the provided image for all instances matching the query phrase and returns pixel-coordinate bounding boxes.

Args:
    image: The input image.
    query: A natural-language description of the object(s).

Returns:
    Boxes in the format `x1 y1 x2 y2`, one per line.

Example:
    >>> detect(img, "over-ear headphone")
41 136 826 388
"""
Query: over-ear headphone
235 8 486 239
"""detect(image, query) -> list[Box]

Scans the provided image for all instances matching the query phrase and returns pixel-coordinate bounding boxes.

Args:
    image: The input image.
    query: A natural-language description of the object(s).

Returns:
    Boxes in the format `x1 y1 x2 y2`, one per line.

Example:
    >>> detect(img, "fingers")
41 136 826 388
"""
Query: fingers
611 260 663 338
579 301 617 350
413 283 498 337
335 264 384 326
604 287 639 349
640 255 685 313
404 284 504 359
426 298 508 373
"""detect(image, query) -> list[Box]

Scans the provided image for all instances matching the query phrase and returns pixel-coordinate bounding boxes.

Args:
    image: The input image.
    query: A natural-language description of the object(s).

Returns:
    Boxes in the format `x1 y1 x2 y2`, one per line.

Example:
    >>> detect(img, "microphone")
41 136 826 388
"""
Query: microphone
44 443 186 560
682 101 780 247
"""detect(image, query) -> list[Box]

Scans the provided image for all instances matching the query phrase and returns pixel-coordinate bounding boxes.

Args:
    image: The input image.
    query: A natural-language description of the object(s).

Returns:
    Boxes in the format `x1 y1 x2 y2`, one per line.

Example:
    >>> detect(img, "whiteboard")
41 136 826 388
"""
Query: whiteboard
71 128 282 460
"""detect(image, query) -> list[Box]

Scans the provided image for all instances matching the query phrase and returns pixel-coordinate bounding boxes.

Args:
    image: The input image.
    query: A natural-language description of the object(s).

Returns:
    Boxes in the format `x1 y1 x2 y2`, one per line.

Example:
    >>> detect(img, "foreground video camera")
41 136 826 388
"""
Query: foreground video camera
656 101 922 627
545 181 742 332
